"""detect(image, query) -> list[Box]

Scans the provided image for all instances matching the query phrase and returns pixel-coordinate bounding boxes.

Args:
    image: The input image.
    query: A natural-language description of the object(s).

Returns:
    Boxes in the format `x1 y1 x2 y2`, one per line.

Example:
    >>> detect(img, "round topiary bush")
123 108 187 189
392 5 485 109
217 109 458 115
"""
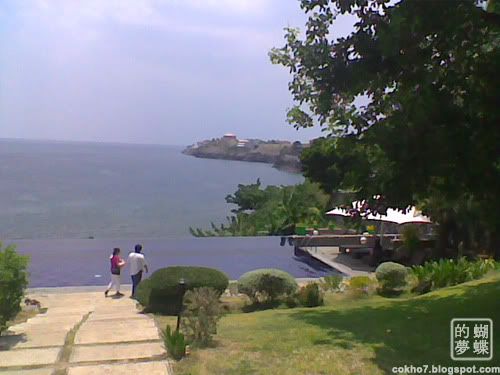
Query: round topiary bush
238 268 298 303
136 266 229 314
135 278 153 307
375 262 408 296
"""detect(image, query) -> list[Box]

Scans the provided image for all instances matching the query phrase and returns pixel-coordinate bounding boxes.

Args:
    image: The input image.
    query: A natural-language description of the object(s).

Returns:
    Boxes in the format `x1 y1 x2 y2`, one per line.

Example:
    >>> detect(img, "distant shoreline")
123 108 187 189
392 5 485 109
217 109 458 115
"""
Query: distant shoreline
183 135 305 174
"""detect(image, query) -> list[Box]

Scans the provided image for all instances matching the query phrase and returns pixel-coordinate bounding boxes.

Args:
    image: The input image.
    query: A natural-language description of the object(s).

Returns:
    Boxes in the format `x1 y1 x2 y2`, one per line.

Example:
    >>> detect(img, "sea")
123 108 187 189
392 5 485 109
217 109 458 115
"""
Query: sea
0 138 302 239
0 139 338 287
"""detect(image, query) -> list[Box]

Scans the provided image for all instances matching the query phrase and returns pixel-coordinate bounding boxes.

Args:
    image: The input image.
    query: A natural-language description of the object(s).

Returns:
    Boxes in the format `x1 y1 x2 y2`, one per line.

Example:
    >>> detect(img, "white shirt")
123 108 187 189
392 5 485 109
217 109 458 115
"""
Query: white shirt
128 252 147 275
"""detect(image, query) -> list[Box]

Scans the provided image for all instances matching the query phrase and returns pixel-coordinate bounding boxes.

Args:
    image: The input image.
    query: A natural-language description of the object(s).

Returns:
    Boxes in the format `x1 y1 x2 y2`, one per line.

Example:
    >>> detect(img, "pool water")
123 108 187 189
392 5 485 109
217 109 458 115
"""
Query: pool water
13 237 339 287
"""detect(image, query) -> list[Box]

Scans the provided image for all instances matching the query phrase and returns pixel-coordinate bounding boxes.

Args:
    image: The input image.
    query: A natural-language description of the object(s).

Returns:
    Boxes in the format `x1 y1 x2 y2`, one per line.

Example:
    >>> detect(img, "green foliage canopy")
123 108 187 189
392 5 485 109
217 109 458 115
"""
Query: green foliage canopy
191 180 330 236
0 243 29 333
270 0 500 254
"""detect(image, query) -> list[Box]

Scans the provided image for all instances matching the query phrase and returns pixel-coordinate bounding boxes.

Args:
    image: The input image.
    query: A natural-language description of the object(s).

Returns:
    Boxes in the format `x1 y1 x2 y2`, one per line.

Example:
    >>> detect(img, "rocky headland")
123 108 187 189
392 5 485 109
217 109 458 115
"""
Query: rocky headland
182 135 304 173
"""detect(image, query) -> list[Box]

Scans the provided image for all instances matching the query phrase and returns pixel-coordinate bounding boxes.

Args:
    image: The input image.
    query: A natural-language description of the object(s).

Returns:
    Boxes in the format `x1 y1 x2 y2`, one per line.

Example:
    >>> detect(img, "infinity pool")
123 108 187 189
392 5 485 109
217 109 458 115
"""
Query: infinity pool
12 237 339 287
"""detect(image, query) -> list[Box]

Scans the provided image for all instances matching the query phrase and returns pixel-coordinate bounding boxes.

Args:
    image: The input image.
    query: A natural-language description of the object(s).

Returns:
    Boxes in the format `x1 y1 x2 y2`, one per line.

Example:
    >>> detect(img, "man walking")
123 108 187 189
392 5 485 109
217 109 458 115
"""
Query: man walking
128 244 148 297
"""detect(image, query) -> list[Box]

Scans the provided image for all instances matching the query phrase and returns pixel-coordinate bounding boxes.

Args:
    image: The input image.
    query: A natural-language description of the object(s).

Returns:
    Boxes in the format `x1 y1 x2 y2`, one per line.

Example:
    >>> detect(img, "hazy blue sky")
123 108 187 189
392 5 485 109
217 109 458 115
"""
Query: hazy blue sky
0 0 355 145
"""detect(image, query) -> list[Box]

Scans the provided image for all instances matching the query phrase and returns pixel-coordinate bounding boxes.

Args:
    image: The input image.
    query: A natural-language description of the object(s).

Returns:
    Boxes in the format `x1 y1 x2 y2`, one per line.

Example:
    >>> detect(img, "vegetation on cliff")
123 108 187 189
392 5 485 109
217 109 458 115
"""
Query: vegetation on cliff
183 137 304 173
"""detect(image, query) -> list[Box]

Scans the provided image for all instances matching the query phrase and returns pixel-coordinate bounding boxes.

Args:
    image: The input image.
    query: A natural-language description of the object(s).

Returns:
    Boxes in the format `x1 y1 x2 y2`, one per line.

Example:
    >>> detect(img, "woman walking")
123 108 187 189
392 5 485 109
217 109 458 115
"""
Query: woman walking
105 248 126 297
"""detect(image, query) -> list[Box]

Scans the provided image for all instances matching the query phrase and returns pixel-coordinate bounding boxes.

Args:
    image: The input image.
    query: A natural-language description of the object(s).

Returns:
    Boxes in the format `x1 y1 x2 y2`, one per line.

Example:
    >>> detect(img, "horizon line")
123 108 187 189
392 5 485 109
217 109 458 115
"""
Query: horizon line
0 135 313 147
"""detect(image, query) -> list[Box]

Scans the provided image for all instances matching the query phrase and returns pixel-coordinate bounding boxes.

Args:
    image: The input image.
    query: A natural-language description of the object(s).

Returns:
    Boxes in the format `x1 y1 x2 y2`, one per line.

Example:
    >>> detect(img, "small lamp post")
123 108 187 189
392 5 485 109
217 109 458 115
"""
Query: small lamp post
360 232 369 245
360 236 368 245
176 278 186 332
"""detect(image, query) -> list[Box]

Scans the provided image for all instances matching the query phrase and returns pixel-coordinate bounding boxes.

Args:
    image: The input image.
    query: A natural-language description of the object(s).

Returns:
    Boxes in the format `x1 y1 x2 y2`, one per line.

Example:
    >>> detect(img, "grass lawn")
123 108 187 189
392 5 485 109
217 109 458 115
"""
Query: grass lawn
155 272 500 374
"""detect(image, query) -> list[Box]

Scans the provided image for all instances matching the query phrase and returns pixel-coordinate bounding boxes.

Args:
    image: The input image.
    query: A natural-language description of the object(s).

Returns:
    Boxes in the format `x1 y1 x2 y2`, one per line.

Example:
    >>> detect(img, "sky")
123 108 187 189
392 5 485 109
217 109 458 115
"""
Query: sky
0 0 355 145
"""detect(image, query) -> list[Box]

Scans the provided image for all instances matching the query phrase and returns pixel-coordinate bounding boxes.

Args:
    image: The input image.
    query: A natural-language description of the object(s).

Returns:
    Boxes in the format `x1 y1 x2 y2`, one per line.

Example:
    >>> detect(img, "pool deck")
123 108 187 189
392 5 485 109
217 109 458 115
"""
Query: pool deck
300 246 373 277
26 278 321 295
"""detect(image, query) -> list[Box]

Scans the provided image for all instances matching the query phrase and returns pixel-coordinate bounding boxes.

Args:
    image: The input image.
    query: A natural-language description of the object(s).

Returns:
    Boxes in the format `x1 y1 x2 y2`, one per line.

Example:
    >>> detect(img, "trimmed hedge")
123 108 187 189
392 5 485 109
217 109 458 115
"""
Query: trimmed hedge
136 266 229 314
375 262 408 296
238 268 298 303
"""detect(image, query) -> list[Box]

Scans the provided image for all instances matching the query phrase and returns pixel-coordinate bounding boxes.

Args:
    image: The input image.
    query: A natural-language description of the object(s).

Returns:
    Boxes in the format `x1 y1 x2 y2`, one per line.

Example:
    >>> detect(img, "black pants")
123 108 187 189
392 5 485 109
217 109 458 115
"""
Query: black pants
131 271 143 296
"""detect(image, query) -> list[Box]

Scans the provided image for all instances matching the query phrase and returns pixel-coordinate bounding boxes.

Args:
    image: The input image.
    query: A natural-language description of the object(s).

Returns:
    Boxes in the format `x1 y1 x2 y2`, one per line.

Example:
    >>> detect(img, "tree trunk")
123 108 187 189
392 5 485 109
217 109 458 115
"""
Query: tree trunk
491 230 500 260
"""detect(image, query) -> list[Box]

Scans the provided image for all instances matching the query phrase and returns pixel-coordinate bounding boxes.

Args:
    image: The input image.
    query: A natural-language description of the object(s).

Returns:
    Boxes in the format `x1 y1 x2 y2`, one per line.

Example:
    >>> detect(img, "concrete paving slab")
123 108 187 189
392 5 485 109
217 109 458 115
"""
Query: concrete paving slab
11 316 82 330
0 347 60 367
70 342 165 363
13 331 67 349
0 368 54 375
31 300 96 311
76 320 156 331
86 314 149 322
92 305 139 312
10 323 76 334
88 305 140 311
74 326 160 345
68 361 170 375
0 334 27 350
40 308 93 316
23 316 81 324
25 316 83 325
93 305 139 313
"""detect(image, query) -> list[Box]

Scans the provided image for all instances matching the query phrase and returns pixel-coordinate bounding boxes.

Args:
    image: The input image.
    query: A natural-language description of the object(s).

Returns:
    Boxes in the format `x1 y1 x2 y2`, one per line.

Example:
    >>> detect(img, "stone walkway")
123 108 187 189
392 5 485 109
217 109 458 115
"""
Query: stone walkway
0 290 171 375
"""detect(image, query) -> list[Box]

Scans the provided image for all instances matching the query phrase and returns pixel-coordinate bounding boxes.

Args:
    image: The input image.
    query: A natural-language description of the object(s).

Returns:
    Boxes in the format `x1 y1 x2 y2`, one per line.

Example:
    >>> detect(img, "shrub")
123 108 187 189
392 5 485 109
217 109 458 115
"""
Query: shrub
163 325 186 360
0 243 29 334
375 262 408 296
227 281 239 296
347 276 376 297
136 266 229 314
283 294 300 308
238 269 298 303
181 287 222 346
410 258 497 294
320 275 343 292
297 283 323 307
401 225 420 254
134 278 153 307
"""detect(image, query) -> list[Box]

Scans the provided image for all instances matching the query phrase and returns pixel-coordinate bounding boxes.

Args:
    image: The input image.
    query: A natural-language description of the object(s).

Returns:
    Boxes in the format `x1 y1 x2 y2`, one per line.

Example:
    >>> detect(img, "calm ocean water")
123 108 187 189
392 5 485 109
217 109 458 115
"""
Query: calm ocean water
1 139 334 286
0 139 303 239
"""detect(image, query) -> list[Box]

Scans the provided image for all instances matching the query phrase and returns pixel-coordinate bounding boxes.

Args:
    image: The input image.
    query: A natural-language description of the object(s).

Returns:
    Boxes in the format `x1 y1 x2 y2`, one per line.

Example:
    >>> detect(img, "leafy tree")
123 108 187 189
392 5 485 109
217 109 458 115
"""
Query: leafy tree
190 181 330 236
225 178 267 213
270 0 500 256
0 243 29 333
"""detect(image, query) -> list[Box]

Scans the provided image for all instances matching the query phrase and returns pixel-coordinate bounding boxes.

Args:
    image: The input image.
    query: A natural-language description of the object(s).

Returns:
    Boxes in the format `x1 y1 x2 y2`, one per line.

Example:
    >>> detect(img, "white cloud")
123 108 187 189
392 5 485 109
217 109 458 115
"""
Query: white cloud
174 0 269 14
23 0 276 53
31 0 161 27
30 0 269 27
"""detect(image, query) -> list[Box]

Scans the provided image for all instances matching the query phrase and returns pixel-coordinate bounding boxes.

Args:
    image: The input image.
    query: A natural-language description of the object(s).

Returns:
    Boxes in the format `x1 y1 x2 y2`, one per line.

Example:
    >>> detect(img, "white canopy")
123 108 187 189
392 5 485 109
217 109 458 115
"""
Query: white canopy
326 201 432 225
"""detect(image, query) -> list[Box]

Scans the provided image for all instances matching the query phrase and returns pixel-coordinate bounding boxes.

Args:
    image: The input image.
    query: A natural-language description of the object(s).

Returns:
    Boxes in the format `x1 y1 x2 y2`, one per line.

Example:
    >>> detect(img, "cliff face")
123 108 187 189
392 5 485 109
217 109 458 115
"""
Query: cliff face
183 138 303 173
